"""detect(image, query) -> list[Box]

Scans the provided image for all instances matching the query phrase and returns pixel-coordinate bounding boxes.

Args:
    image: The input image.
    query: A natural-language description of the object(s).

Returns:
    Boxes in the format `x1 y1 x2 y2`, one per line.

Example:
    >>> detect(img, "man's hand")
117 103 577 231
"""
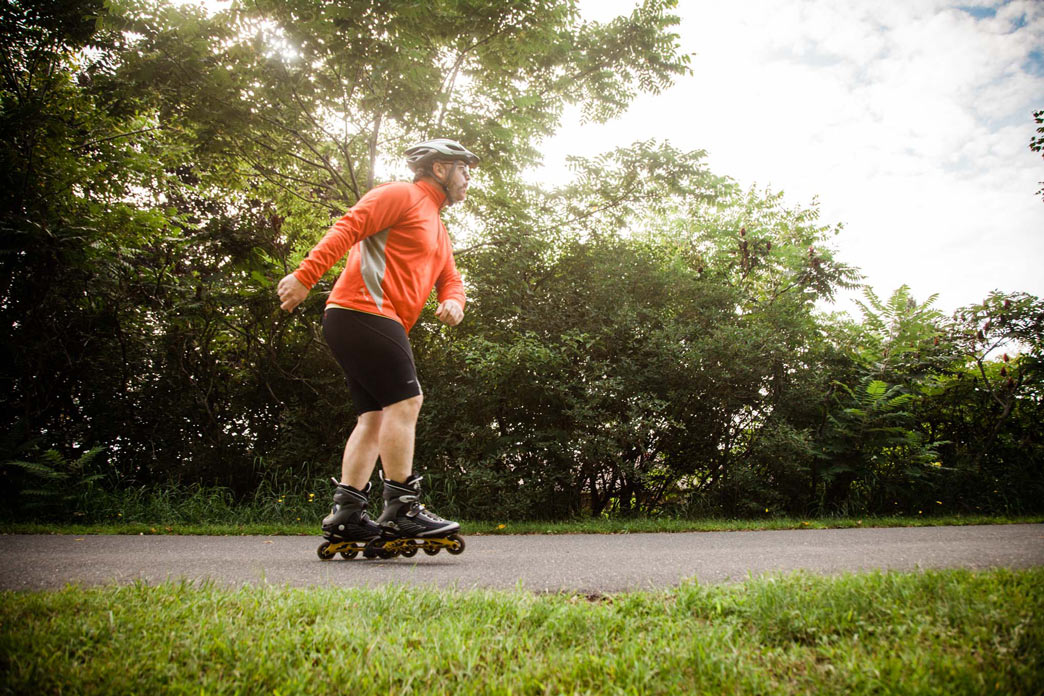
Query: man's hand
277 273 309 312
435 299 464 326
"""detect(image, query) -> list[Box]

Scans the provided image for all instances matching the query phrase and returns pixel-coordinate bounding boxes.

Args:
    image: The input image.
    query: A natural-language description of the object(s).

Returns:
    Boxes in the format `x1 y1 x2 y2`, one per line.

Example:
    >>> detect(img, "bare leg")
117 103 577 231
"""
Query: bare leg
371 394 459 537
341 410 383 489
377 394 423 482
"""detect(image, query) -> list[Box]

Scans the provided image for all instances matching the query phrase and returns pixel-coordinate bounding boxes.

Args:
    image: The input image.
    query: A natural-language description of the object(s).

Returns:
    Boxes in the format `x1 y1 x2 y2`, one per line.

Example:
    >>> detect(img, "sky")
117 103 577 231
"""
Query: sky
539 0 1044 317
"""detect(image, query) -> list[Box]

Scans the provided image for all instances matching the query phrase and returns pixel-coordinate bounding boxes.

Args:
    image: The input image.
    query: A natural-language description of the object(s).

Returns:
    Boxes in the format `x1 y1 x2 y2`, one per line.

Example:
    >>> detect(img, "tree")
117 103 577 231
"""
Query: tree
920 292 1044 513
1 0 696 496
4 1 1040 521
411 142 861 519
1031 109 1043 202
811 287 955 513
809 287 1044 515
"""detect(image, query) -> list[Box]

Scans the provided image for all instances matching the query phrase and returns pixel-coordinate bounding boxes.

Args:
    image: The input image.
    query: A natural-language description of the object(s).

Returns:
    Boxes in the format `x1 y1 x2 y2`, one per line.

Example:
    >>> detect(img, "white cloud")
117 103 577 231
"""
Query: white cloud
538 0 1044 316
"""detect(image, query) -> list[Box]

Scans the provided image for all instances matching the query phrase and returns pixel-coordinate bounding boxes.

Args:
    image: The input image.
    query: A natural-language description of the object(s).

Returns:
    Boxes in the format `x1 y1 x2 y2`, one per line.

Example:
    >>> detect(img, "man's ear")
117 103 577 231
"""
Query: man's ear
429 160 449 178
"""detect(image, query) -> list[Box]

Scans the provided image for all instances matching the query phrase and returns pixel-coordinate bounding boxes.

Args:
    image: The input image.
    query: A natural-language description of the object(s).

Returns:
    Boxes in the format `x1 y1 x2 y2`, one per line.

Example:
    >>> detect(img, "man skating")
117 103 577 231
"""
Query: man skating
276 138 478 556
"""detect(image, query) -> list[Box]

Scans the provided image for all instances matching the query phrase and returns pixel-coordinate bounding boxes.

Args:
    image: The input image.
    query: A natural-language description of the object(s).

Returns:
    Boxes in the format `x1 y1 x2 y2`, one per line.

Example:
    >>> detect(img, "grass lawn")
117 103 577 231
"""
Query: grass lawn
1 568 1041 695
1 514 1041 536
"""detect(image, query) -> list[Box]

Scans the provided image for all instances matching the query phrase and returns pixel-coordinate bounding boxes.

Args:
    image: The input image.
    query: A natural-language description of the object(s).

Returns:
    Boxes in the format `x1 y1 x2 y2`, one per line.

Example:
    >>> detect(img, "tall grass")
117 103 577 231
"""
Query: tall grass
3 458 1041 534
2 568 1041 694
76 475 335 526
4 514 1041 538
0 460 338 527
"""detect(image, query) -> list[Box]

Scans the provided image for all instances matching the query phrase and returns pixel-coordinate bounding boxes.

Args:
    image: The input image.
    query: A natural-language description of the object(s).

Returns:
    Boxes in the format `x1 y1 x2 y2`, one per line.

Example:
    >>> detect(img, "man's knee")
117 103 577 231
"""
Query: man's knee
384 394 423 420
355 410 383 433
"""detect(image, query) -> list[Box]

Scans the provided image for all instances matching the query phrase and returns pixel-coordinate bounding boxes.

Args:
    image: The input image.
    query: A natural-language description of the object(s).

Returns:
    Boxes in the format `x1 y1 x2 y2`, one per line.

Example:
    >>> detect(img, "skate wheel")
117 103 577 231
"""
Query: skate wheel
400 543 418 558
446 534 465 555
377 548 396 559
362 537 385 559
340 549 358 560
317 542 335 561
423 544 440 556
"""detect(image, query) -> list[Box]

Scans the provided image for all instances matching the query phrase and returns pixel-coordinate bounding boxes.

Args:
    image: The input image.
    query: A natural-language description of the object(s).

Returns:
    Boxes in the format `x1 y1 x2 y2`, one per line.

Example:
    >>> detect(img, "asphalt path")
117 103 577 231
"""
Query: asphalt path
2 524 1042 594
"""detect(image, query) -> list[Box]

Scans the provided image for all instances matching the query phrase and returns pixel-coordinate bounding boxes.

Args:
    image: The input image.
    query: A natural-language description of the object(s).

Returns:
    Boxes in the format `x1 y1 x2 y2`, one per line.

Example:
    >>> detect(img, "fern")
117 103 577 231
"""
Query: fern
5 459 68 481
2 446 108 514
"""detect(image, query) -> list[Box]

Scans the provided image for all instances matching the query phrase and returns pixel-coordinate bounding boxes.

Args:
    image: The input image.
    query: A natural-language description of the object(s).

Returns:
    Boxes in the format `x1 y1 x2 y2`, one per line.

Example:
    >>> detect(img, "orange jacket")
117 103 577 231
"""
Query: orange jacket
292 180 467 333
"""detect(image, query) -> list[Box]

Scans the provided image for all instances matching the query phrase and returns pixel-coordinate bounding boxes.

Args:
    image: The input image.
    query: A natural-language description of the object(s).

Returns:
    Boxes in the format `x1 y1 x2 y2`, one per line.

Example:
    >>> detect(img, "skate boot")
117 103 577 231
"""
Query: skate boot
364 474 465 559
316 479 381 560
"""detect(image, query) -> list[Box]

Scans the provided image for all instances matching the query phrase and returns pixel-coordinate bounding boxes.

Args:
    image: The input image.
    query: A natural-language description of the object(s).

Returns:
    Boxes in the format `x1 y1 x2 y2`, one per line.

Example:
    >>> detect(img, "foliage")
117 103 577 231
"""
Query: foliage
815 378 940 513
920 292 1044 513
1031 108 1043 201
412 143 862 519
1 0 693 495
1 0 1041 523
1 446 106 517
813 288 1044 515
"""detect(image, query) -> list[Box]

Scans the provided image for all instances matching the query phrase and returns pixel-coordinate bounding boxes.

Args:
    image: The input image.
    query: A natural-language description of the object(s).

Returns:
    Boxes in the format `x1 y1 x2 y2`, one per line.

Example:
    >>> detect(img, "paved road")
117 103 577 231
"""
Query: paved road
2 524 1042 594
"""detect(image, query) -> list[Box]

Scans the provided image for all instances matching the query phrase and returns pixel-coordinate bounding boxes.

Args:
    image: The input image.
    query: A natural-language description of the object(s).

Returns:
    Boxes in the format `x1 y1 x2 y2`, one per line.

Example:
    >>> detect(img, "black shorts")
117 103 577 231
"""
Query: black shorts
322 308 421 414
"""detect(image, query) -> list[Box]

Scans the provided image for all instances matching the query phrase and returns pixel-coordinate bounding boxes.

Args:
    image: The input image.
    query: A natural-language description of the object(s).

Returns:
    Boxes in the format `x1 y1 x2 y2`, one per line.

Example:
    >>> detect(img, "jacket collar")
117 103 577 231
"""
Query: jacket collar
414 179 448 208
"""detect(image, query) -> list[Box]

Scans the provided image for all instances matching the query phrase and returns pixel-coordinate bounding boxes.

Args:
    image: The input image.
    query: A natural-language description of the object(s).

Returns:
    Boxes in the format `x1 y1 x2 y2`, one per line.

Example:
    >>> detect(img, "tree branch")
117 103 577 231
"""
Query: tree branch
367 112 381 190
237 156 340 213
246 113 342 175
283 75 357 197
436 53 465 131
0 48 25 99
452 240 511 257
72 126 164 151
241 139 339 193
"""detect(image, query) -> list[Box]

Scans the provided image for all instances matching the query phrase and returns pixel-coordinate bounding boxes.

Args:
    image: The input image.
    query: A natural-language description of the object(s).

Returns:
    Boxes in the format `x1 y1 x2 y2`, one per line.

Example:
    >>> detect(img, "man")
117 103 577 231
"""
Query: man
276 138 478 550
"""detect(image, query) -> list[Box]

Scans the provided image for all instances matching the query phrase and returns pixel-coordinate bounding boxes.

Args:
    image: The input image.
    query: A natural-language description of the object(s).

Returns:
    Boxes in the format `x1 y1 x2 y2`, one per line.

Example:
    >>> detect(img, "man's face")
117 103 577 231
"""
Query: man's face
432 160 471 205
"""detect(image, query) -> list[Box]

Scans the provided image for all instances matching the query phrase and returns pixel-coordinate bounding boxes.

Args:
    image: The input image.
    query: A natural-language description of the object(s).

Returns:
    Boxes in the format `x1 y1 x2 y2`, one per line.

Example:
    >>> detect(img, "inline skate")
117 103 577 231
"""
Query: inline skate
360 474 465 559
316 479 382 560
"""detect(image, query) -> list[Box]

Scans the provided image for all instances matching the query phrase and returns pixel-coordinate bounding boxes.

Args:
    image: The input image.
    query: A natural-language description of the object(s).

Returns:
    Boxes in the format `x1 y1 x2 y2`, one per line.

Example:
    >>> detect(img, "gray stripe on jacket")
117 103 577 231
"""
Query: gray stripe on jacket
359 228 390 309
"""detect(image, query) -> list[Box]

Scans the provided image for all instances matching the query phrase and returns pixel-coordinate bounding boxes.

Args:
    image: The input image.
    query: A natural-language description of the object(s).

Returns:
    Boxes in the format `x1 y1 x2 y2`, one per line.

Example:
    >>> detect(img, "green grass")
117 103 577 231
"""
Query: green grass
2 514 1041 536
6 470 1040 537
1 568 1041 694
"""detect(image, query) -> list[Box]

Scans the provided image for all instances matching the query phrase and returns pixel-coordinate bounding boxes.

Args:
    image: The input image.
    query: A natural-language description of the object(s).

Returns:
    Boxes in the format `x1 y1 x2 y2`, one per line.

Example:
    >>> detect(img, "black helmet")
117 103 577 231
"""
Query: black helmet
404 138 480 172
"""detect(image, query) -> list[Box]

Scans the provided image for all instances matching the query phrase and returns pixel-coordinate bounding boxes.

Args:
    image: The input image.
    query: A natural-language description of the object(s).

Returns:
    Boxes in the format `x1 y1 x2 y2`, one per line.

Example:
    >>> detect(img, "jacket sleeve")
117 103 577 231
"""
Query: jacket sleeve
435 250 467 309
293 183 416 289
